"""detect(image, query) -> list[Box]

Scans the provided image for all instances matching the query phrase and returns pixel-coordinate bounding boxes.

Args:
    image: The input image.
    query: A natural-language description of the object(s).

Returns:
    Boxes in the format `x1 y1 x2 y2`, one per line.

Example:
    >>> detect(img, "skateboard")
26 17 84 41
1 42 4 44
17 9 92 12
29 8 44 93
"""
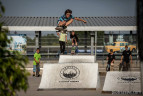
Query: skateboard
36 63 40 77
55 26 67 33
71 46 78 55
71 47 76 55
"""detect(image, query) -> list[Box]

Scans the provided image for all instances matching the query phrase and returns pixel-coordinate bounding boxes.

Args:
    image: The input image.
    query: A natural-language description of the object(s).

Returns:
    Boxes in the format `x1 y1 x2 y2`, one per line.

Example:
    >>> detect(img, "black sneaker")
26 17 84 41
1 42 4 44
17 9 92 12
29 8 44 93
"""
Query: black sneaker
36 74 40 77
33 74 35 76
63 26 67 29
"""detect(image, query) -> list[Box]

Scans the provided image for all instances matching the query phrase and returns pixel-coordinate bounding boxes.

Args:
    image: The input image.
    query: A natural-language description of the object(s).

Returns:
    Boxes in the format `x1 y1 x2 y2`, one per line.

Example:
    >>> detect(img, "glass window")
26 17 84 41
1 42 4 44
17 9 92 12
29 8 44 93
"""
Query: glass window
125 43 128 46
112 43 116 46
120 43 124 46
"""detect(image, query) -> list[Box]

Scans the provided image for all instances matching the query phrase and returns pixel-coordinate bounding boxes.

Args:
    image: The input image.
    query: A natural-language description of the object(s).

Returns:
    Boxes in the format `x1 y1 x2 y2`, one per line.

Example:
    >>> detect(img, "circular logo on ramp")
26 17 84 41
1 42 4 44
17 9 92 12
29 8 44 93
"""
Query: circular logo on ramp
60 66 80 79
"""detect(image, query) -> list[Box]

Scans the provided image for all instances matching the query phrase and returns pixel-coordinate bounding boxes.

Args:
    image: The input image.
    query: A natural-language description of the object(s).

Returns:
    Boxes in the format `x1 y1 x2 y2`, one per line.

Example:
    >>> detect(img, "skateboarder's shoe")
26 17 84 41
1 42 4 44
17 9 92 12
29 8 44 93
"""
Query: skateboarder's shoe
55 26 63 30
63 26 67 29
55 26 67 31
33 74 35 76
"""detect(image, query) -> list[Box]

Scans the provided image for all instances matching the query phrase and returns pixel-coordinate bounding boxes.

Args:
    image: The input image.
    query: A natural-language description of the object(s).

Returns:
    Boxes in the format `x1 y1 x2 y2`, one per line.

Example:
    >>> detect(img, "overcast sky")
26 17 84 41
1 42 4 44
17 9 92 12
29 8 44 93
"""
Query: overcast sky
2 0 136 17
3 0 136 39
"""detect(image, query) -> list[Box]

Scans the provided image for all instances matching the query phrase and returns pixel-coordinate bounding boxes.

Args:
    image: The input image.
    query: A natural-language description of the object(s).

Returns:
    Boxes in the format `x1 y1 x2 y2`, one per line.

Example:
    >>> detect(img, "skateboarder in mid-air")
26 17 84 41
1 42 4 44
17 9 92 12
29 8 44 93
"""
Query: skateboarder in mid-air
70 30 78 54
55 9 87 33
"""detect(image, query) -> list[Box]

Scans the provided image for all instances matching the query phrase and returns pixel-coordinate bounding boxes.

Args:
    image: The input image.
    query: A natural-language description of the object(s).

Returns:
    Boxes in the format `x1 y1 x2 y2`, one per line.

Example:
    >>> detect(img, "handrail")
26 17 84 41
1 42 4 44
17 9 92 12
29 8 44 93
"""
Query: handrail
24 53 138 56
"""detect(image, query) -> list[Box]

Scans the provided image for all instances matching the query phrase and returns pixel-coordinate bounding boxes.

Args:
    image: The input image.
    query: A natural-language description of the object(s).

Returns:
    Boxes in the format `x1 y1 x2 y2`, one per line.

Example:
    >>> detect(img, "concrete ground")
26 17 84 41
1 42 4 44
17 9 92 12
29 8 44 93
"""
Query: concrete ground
17 60 141 96
17 75 141 96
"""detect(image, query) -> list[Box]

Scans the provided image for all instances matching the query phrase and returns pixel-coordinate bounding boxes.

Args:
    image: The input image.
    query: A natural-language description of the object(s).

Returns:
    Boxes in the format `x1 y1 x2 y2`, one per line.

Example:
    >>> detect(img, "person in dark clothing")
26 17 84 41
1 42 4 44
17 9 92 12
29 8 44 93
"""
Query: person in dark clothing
70 31 78 47
70 31 79 53
120 45 132 71
106 49 115 71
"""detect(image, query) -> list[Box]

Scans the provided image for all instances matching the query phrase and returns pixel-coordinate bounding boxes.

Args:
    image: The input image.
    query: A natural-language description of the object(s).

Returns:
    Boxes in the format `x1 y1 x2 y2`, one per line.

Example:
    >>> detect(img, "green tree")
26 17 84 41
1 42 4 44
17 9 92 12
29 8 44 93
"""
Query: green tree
0 1 29 96
97 31 104 46
41 34 59 46
26 36 35 46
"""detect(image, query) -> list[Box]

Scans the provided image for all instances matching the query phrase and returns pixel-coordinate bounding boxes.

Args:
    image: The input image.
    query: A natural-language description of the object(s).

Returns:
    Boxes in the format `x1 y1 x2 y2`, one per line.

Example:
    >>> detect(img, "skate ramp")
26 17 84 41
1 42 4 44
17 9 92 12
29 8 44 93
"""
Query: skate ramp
38 63 99 90
102 71 141 94
59 55 95 63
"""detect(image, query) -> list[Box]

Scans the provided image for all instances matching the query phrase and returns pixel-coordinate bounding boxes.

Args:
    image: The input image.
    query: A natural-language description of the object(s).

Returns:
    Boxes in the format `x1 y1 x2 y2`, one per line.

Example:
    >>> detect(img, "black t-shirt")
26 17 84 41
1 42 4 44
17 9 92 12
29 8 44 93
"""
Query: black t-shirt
108 53 115 64
70 34 78 42
122 50 131 62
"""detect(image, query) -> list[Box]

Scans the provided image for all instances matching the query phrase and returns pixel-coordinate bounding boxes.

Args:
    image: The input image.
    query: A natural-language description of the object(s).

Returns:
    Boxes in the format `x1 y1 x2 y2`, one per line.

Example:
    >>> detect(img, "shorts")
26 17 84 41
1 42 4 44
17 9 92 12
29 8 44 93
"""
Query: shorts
33 65 40 72
122 61 130 71
57 20 64 24
73 39 78 44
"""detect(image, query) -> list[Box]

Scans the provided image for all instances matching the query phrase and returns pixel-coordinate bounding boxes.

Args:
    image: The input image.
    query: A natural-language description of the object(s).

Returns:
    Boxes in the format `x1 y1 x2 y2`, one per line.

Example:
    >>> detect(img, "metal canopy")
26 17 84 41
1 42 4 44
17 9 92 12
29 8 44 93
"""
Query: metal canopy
0 16 136 31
